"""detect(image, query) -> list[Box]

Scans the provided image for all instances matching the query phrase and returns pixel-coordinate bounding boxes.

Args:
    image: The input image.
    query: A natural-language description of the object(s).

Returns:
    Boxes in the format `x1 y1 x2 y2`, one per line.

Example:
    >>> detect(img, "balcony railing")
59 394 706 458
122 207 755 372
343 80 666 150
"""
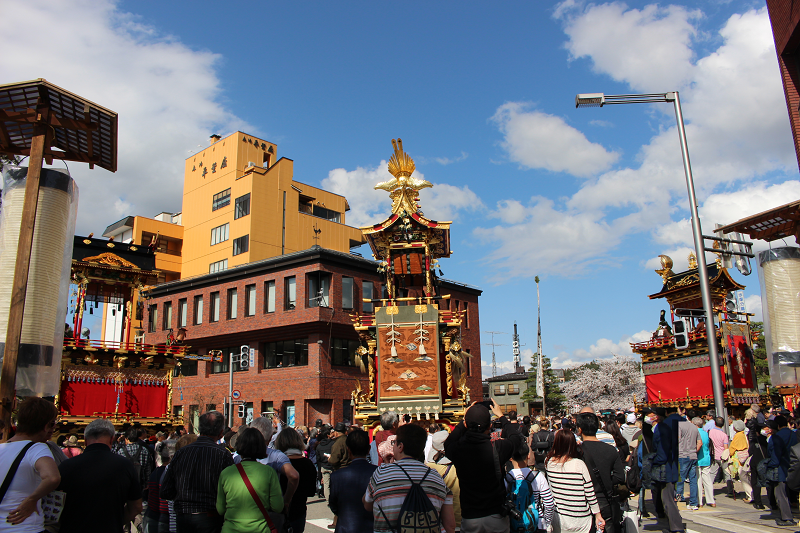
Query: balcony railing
63 338 190 357
630 329 709 351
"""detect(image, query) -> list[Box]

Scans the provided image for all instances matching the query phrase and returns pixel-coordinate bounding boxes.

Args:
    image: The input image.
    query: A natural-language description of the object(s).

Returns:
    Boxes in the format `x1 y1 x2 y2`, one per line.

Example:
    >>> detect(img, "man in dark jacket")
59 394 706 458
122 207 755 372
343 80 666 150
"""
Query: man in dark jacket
444 399 514 533
766 417 798 526
577 412 625 533
746 409 769 509
652 407 683 533
530 418 554 471
329 430 376 533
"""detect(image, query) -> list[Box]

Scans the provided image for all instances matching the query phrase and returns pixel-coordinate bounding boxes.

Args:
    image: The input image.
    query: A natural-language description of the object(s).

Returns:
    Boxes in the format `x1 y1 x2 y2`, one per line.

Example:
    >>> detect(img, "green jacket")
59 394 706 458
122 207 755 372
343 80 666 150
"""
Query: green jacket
216 461 284 533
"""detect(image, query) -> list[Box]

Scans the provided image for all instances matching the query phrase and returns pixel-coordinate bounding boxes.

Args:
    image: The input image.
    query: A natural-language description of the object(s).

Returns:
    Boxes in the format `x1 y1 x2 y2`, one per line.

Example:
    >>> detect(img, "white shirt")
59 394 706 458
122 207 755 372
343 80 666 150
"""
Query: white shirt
0 441 53 533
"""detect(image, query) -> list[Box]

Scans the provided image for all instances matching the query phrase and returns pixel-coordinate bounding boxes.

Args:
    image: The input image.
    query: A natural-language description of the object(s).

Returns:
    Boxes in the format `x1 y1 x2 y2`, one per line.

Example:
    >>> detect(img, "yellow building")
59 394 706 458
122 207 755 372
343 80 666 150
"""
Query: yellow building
180 132 365 278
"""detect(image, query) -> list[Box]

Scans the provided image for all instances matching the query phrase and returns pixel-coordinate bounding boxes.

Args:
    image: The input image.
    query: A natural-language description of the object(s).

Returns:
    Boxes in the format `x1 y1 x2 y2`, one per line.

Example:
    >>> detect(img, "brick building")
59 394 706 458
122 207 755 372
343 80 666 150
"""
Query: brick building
767 1 800 170
144 246 482 430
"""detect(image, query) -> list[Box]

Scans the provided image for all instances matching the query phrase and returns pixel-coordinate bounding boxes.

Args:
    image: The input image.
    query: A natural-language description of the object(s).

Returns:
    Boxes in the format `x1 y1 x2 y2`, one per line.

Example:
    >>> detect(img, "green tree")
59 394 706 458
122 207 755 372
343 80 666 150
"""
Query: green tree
522 355 566 414
751 321 771 386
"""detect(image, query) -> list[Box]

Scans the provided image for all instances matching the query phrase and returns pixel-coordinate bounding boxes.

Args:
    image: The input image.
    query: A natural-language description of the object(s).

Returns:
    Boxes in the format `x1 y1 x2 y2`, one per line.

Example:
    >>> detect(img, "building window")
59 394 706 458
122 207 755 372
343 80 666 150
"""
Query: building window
264 339 308 368
466 349 472 377
173 360 197 377
162 302 172 331
265 281 275 313
212 346 249 373
245 284 256 317
311 204 341 223
178 299 187 328
234 193 251 219
494 384 506 395
193 296 203 325
464 301 469 328
210 292 220 322
148 305 157 333
285 277 296 310
227 288 238 320
209 259 227 273
308 272 331 307
342 277 354 309
232 235 249 256
508 384 520 395
212 188 231 211
362 281 374 313
211 223 229 246
331 338 361 366
260 401 273 417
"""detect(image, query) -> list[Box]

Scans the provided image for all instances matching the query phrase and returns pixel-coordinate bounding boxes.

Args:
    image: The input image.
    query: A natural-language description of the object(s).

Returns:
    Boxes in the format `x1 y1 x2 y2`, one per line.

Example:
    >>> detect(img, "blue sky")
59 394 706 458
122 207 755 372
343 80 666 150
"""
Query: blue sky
3 0 798 372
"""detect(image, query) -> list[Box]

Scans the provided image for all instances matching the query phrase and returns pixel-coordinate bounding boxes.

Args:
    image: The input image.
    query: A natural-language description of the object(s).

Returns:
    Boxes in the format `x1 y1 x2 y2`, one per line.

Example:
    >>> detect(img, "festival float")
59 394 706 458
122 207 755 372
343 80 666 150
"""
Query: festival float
57 236 197 433
632 252 762 411
348 139 472 425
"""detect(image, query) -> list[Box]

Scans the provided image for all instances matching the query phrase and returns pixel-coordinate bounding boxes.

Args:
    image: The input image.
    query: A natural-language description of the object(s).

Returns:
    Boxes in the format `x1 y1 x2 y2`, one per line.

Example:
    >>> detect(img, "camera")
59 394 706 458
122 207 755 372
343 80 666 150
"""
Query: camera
501 494 522 521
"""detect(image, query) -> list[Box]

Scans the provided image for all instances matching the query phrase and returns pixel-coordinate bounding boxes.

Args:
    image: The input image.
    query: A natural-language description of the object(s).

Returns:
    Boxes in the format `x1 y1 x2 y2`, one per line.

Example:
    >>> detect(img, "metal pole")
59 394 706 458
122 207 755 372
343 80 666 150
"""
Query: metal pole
671 91 726 417
229 351 234 427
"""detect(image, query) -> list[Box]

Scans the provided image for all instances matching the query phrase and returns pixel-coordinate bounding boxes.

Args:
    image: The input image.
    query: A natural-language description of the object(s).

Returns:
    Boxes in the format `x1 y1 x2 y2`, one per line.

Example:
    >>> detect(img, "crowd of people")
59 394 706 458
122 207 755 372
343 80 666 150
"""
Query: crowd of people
4 396 800 533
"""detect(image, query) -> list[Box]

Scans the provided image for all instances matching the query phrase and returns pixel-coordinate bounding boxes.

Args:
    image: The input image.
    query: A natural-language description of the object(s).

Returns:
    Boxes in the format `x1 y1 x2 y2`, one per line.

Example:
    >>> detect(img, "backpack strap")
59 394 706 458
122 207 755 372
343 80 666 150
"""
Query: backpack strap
0 442 35 504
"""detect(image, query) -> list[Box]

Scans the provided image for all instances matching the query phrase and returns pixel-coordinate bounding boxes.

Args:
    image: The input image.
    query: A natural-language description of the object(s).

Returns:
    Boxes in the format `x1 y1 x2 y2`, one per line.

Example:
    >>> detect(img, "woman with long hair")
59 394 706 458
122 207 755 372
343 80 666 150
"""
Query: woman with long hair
545 429 604 533
604 421 630 462
275 428 317 533
216 428 283 533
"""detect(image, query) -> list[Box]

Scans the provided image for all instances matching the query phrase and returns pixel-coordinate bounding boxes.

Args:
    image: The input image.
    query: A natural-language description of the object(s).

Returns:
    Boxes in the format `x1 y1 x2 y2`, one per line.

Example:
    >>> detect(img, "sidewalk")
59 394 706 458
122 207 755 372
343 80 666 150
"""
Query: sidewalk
635 481 800 533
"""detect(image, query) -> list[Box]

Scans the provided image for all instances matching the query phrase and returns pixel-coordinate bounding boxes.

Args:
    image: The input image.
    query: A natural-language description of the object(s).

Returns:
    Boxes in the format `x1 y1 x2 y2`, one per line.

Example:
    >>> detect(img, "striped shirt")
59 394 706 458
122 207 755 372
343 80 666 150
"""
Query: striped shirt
365 458 452 533
504 467 556 531
546 457 599 530
159 436 234 513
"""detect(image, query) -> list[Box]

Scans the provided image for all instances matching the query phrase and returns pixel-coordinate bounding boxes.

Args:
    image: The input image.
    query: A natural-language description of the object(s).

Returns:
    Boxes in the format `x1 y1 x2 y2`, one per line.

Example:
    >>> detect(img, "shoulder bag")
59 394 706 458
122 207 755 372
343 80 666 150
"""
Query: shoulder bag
236 463 280 533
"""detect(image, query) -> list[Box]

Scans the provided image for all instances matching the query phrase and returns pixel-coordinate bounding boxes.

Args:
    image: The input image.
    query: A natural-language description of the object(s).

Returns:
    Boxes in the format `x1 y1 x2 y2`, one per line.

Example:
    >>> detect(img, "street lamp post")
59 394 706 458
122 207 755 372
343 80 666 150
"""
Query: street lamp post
575 91 726 417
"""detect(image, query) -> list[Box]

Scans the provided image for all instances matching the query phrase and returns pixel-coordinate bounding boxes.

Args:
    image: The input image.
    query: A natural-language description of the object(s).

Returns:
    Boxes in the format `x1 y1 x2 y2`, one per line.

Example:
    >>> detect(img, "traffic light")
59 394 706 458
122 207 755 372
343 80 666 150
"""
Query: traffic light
237 404 246 418
673 319 689 349
725 291 737 314
732 232 752 276
240 345 249 369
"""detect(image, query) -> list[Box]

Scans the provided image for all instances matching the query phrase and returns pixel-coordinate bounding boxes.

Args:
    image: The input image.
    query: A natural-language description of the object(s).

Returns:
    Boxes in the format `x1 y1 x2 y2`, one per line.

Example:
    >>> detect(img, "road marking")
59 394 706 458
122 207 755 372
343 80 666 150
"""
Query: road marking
306 518 333 530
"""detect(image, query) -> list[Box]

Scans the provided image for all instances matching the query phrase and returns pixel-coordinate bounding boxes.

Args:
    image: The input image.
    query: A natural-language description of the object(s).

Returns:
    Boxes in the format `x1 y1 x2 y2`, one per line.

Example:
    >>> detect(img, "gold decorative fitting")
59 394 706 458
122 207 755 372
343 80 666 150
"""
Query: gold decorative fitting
385 306 399 315
688 252 698 270
414 305 428 314
387 138 415 178
81 252 137 268
655 254 674 283
374 139 433 215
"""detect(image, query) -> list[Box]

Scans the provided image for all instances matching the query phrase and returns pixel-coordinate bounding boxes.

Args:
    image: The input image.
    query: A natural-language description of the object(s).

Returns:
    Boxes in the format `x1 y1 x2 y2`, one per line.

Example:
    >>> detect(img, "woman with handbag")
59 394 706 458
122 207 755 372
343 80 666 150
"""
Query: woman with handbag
0 397 60 533
216 428 284 533
727 420 748 499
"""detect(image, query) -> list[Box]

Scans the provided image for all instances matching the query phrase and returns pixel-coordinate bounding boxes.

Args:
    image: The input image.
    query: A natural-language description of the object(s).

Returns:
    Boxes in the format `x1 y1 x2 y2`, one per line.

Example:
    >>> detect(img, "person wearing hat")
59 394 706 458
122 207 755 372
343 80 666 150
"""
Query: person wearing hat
328 423 351 471
62 435 83 458
444 399 514 532
621 412 642 448
427 430 461 531
764 416 798 526
651 407 684 533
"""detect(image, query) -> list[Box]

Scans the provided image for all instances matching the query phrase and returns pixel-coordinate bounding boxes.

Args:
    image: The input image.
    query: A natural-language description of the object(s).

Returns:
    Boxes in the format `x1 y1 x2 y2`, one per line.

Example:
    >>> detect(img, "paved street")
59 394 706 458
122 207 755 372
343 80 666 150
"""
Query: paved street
304 496 336 533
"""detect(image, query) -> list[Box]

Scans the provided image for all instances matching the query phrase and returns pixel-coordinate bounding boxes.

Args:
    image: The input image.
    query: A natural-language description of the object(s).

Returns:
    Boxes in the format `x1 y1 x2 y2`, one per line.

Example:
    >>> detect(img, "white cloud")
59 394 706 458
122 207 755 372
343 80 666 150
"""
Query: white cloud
553 329 652 367
0 0 250 235
491 103 619 177
744 294 763 322
434 152 469 166
483 6 797 281
643 247 695 273
559 2 700 93
322 162 482 228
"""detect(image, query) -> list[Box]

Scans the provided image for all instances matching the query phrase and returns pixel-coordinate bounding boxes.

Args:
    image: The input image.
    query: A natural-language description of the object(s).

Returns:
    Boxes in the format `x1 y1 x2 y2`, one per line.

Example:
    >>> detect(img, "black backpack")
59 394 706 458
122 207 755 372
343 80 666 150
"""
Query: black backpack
378 464 440 533
531 432 552 463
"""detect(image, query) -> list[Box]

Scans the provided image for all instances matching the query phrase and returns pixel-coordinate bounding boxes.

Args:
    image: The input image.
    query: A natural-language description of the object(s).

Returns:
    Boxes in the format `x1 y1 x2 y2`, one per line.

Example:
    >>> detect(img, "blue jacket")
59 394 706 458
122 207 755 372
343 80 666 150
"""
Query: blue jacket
653 414 681 483
329 458 377 533
767 427 798 482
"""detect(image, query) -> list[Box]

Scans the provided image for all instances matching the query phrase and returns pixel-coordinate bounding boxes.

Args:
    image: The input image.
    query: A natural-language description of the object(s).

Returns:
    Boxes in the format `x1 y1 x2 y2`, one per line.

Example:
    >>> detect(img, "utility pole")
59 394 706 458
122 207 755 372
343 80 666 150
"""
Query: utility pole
535 276 545 418
229 350 235 427
483 331 507 378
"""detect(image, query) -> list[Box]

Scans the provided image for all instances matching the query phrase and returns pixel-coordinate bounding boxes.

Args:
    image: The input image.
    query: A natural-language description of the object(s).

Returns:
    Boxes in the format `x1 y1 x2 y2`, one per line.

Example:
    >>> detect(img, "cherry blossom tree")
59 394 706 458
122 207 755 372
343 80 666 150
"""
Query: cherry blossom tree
561 356 645 411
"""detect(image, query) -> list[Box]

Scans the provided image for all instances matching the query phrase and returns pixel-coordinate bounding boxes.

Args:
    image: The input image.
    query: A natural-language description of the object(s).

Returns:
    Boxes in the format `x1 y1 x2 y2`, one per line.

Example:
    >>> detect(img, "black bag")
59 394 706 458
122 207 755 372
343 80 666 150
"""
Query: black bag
531 432 552 464
626 452 642 494
378 464 440 533
121 444 149 499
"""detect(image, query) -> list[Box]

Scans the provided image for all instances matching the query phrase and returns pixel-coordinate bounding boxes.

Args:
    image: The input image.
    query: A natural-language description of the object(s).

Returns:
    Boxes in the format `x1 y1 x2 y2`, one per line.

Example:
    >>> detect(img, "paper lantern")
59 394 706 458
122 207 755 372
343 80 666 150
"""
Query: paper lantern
758 247 800 386
0 166 79 396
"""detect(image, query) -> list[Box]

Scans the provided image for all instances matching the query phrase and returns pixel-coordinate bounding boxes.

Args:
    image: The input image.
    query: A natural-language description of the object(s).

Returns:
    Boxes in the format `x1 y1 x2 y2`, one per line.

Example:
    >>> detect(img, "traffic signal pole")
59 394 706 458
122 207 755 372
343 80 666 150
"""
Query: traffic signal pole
228 352 234 428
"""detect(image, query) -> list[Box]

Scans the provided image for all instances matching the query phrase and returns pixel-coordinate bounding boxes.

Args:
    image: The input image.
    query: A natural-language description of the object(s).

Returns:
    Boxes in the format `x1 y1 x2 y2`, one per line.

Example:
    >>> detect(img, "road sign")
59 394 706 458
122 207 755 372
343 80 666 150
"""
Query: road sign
736 291 746 313
232 390 241 400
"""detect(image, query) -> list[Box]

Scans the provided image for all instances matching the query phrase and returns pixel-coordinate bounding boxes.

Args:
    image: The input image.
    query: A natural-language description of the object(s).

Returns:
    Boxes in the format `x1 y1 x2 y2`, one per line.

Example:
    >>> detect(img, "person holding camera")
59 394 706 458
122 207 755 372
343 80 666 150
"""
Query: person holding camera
444 399 514 533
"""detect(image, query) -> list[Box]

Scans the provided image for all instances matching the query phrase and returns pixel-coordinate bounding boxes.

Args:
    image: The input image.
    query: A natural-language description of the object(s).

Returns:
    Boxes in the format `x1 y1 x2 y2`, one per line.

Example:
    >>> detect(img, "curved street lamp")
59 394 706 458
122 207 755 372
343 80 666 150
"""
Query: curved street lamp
576 91 725 418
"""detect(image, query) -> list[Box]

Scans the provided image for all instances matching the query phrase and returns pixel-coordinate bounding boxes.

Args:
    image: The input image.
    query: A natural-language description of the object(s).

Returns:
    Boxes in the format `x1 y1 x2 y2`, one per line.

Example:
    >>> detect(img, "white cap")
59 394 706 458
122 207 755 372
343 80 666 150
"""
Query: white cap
626 413 637 424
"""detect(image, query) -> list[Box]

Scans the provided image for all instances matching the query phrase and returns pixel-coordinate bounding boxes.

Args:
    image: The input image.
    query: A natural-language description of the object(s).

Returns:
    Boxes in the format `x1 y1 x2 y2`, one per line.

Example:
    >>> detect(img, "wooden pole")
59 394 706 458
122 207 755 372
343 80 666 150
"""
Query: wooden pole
1 120 47 440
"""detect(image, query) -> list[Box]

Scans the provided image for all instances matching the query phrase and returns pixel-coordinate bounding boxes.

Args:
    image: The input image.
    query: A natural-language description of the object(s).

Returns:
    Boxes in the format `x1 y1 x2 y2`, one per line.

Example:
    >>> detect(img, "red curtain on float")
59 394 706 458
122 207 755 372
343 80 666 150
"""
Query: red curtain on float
646 366 727 403
60 381 168 417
